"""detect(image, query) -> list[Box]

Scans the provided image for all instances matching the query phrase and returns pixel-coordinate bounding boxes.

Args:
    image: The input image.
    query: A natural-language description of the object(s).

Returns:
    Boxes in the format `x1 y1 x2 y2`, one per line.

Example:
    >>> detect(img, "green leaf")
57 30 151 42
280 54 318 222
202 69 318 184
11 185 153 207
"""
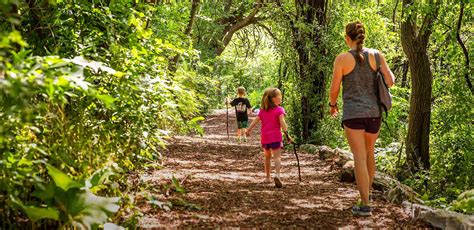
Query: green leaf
172 176 185 194
11 197 60 222
148 199 172 212
59 189 120 227
96 94 116 108
8 30 28 47
32 183 56 201
46 164 82 191
22 206 60 222
86 167 114 189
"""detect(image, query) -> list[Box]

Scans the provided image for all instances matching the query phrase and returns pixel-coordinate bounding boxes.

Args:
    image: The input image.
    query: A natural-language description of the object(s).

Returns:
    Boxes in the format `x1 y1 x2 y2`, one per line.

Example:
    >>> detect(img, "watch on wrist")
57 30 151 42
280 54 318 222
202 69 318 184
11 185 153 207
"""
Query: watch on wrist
329 102 337 107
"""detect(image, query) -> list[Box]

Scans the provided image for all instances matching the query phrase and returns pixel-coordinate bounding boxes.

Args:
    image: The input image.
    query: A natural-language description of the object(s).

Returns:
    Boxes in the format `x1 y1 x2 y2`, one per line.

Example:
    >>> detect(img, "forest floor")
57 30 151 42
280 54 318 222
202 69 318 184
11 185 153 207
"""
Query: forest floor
133 109 432 228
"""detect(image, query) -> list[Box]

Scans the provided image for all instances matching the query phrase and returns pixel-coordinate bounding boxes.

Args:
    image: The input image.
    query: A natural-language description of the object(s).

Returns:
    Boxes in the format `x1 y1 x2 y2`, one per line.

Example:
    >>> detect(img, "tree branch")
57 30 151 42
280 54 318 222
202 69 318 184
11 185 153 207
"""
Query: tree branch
256 23 276 41
217 0 262 55
418 2 439 45
392 0 400 31
455 2 473 93
168 0 200 72
401 0 416 48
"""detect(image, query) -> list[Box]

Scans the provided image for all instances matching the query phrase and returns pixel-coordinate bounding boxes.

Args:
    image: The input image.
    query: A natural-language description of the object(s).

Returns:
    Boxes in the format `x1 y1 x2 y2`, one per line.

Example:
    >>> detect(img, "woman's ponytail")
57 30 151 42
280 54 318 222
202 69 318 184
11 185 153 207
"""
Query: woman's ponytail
346 21 366 63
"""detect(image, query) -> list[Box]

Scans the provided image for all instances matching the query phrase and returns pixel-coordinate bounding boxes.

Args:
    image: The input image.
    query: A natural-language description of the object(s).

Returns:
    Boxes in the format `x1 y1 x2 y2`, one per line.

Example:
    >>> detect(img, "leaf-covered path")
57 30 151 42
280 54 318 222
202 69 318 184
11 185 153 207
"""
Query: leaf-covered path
135 110 431 228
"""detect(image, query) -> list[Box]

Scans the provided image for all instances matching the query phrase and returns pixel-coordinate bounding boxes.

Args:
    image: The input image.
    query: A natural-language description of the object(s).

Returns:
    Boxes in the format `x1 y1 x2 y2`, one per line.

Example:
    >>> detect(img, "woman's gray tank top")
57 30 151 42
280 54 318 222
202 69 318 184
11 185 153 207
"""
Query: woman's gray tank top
342 48 381 121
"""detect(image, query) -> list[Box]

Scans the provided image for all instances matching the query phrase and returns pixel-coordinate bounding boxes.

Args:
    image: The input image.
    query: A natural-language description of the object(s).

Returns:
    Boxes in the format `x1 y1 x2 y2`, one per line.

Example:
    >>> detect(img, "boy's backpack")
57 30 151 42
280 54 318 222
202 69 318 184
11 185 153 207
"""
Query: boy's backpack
374 51 392 117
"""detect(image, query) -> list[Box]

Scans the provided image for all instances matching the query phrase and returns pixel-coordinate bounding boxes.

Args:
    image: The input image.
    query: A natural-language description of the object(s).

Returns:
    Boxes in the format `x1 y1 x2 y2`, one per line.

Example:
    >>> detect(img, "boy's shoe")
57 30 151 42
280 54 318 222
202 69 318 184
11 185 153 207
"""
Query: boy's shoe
263 178 272 183
243 137 247 142
351 203 372 216
274 177 283 188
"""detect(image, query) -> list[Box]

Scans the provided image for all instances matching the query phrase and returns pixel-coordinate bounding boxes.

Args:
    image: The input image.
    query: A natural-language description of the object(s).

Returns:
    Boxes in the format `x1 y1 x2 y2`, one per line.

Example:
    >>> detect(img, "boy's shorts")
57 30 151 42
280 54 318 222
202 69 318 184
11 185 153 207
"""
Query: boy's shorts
262 142 283 150
237 120 248 129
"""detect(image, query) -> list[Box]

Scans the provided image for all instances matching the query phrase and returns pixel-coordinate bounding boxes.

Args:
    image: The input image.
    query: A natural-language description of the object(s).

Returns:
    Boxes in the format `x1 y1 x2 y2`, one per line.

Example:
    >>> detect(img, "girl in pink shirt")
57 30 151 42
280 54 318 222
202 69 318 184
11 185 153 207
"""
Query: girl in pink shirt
246 88 292 188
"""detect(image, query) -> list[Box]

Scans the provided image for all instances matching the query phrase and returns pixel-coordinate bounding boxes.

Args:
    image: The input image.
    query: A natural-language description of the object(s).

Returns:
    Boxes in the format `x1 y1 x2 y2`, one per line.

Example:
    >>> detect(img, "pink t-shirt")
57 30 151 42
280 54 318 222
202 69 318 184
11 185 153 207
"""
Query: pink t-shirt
258 106 285 144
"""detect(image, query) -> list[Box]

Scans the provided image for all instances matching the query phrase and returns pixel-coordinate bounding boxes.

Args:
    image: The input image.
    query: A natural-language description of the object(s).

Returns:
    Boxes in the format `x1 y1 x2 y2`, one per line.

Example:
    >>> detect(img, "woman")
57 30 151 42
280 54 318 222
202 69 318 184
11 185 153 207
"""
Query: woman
329 21 395 216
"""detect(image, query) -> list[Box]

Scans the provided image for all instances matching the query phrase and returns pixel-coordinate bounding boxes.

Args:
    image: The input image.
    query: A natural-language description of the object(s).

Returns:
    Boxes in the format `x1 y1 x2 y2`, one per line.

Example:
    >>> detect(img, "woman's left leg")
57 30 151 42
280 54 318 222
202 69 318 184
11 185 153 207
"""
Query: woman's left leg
365 131 379 190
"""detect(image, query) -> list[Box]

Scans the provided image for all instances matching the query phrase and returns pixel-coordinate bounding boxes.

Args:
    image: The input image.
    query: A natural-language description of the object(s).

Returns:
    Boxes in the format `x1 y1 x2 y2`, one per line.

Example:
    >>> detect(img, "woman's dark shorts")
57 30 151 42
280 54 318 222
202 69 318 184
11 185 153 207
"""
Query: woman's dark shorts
262 142 283 150
342 117 381 134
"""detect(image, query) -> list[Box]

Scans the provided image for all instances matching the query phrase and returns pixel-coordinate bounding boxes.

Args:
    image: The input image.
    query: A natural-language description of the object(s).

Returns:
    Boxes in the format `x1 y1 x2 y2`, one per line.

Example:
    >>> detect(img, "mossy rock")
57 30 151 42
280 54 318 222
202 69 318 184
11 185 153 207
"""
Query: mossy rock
451 189 474 215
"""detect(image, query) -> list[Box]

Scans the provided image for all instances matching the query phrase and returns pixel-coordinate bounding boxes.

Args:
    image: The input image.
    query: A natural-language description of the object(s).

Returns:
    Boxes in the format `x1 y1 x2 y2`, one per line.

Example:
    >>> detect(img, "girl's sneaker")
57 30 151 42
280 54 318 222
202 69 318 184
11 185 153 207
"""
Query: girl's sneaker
274 177 283 188
351 203 372 216
263 178 272 183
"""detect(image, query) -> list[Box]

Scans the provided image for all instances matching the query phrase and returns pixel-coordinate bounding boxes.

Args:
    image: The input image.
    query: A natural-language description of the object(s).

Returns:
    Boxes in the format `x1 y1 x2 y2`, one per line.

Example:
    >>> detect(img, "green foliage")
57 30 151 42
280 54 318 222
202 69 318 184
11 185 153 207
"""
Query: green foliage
451 189 474 214
0 0 472 225
0 1 209 227
11 164 119 228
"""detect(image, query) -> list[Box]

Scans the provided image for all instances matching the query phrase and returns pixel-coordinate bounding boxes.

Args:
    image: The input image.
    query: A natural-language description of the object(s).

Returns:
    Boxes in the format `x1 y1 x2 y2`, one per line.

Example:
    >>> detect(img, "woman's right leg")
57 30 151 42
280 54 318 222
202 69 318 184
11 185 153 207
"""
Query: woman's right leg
263 148 272 181
344 126 370 205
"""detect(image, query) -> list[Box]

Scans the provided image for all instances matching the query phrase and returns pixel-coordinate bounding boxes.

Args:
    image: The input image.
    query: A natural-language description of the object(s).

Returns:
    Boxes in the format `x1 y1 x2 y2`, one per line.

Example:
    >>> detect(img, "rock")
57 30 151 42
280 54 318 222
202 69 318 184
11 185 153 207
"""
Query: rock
373 172 422 204
333 148 352 167
300 144 319 155
403 201 474 230
318 145 334 160
334 148 353 161
340 161 355 183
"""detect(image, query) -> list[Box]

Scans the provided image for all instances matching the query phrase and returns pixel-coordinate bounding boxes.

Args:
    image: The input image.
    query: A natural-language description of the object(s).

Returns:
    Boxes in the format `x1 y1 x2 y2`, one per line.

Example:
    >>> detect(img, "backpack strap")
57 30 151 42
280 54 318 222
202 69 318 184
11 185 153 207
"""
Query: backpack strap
374 50 381 72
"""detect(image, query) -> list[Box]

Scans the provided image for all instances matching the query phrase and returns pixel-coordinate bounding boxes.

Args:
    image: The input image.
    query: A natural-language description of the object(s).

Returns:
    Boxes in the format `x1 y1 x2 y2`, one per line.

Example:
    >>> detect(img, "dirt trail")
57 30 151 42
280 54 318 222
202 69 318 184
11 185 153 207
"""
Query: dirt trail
136 110 431 228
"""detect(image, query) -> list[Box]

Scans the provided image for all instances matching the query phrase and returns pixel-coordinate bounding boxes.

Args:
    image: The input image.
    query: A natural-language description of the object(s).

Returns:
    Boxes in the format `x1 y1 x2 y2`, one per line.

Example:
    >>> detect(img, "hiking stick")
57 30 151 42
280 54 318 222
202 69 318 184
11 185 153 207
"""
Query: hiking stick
226 98 230 140
285 132 301 182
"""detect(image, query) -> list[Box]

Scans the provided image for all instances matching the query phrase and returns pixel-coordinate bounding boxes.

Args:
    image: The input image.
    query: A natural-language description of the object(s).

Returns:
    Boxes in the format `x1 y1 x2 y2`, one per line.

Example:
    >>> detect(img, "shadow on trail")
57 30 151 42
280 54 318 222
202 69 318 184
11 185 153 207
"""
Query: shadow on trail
136 109 431 228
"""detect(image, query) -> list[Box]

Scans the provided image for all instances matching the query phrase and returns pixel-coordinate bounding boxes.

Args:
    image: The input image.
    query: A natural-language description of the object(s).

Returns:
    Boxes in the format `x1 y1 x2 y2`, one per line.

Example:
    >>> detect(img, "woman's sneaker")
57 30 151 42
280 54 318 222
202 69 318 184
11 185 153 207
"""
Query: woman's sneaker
352 203 372 216
274 177 283 188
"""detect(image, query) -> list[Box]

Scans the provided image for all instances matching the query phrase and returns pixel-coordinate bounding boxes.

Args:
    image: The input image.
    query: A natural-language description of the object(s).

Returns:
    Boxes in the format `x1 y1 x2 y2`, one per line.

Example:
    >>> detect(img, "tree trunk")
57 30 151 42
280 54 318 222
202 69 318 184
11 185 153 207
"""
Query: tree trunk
401 0 439 173
168 0 200 72
455 2 473 94
403 49 432 171
293 0 327 142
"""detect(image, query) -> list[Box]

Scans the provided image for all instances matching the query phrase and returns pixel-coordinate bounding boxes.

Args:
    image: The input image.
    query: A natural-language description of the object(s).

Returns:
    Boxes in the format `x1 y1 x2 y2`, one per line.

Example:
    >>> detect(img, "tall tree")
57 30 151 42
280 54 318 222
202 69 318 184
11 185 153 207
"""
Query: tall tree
278 0 328 142
401 0 440 172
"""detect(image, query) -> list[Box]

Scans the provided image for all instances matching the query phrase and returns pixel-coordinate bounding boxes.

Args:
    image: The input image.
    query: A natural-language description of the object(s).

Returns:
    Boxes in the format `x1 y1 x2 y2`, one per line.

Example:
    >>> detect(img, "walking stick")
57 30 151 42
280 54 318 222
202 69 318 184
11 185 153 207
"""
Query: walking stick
285 132 301 182
226 98 230 140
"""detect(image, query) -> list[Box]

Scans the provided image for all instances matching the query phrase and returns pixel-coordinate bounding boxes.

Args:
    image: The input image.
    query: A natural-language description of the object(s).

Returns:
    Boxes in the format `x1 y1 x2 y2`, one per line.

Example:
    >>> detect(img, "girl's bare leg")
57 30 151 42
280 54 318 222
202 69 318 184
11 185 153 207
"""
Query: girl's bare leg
272 148 282 178
264 148 272 182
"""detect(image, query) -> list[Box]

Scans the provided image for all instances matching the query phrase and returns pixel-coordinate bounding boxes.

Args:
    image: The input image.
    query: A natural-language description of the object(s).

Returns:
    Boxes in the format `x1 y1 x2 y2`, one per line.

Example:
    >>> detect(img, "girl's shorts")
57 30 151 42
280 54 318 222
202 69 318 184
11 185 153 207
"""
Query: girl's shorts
262 142 283 150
